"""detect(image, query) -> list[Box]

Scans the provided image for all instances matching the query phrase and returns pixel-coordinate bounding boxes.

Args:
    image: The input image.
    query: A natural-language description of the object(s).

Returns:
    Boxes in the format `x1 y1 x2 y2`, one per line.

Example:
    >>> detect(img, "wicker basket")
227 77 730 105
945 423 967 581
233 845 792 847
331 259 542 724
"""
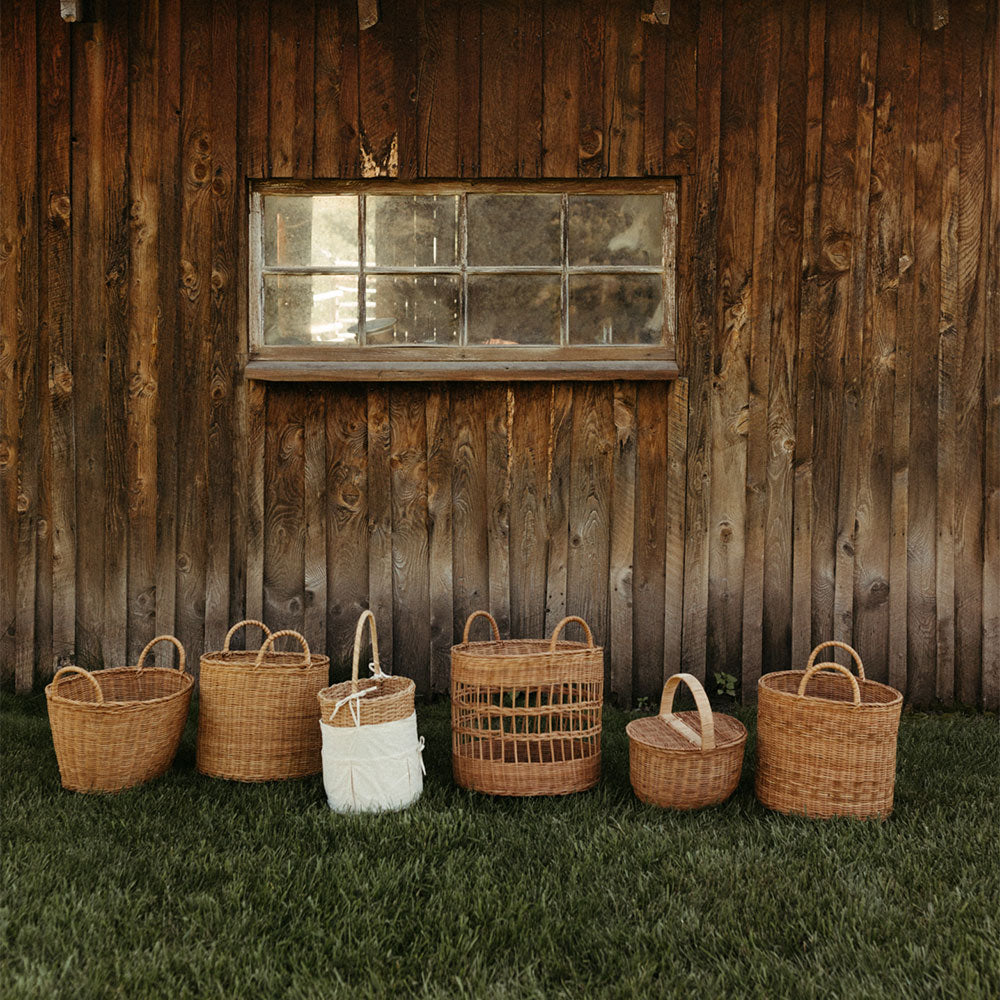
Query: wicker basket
318 610 414 727
627 673 747 809
756 641 903 819
45 635 193 793
196 620 330 782
451 611 603 796
317 611 423 813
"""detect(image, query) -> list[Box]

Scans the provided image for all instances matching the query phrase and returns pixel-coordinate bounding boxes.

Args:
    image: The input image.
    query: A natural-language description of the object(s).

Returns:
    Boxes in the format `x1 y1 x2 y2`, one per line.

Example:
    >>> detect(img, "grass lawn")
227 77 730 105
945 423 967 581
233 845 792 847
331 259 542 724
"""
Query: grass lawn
2 691 998 999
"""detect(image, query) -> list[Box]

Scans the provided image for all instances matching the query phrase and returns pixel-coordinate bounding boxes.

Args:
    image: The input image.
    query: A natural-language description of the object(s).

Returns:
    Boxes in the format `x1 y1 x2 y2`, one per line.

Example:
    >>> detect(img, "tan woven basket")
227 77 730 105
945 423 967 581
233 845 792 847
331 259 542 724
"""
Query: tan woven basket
756 641 903 819
627 673 747 809
451 611 604 796
196 620 330 781
45 635 193 793
318 610 415 726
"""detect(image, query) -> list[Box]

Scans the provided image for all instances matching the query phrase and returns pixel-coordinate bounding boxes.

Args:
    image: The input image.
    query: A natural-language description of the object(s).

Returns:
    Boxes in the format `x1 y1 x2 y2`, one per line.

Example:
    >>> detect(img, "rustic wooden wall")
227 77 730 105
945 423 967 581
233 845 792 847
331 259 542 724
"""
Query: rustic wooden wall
1 0 996 706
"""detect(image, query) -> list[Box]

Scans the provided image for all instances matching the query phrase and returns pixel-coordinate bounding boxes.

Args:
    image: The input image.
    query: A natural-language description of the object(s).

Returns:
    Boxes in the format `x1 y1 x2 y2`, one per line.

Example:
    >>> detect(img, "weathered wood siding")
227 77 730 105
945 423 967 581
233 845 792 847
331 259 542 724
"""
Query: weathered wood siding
1 0 996 706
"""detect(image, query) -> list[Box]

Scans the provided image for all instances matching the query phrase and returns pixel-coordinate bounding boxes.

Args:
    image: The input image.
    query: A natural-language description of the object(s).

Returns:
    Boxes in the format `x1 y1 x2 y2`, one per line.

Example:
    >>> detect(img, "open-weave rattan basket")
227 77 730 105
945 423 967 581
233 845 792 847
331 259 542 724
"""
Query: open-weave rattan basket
196 621 330 782
756 641 903 819
627 673 746 809
45 635 193 793
318 610 415 727
451 611 603 796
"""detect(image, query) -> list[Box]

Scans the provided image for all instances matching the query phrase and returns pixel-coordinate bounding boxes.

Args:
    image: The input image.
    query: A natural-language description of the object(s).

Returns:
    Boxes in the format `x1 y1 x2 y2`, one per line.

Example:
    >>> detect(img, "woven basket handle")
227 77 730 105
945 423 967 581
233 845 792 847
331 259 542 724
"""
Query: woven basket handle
806 640 865 680
797 662 862 706
52 666 104 704
253 630 311 669
351 609 383 685
463 610 501 644
135 635 186 674
549 616 594 651
223 619 272 651
659 673 715 751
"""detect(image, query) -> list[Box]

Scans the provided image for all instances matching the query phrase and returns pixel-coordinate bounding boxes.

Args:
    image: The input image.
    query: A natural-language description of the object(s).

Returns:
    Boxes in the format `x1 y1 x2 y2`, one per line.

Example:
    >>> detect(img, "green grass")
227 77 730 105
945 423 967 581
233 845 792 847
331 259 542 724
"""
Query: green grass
2 692 998 1000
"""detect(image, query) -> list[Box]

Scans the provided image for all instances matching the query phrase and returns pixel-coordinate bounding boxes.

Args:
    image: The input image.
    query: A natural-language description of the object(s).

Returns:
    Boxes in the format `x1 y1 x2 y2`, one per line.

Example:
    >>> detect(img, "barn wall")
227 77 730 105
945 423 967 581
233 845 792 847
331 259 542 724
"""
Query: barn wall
1 0 996 706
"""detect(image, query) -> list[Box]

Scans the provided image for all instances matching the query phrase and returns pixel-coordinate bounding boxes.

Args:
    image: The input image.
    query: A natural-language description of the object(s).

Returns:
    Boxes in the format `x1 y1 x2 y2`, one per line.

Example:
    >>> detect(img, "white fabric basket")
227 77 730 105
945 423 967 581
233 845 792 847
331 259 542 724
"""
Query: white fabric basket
320 711 424 813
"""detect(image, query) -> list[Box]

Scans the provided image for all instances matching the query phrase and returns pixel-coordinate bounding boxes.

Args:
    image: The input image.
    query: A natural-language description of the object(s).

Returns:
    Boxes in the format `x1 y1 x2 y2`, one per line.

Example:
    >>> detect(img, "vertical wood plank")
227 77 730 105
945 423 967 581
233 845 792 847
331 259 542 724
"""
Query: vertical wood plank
457 1 481 178
542 1 580 177
516 0 543 178
486 385 511 636
417 0 458 178
357 3 400 177
642 11 666 177
663 377 687 681
303 389 327 656
480 0 519 177
269 0 313 177
544 384 573 637
604 0 643 178
390 387 430 689
367 386 393 665
609 382 637 703
316 0 360 178
426 386 453 692
578 0 604 179
245 0 269 179
662 0 698 176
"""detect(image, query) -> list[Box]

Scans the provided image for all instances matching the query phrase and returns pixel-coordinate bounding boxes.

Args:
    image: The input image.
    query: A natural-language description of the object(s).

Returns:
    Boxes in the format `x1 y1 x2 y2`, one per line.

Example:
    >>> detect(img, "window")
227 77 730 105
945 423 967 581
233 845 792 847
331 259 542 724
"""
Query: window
248 181 677 381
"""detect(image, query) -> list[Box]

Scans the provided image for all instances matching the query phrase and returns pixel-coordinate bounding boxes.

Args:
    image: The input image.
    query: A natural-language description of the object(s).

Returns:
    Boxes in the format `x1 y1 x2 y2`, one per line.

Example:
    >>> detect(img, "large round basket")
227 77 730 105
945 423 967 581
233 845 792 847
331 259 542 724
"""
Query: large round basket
627 673 746 809
451 612 603 797
45 636 193 793
756 641 903 819
196 621 330 782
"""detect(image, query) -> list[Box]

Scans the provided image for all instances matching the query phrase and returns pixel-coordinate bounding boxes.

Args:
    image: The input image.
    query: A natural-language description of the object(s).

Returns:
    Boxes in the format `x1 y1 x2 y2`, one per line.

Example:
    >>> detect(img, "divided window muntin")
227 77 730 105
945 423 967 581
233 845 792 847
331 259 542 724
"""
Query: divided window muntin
249 180 677 380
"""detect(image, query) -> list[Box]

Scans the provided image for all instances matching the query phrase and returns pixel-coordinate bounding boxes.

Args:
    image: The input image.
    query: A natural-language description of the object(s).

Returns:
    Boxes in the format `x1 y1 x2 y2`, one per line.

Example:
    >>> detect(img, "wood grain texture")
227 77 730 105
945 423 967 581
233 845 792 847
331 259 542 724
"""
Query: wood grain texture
367 386 393 666
303 389 327 654
425 386 453 691
485 386 511 637
544 384 573 637
609 382 637 703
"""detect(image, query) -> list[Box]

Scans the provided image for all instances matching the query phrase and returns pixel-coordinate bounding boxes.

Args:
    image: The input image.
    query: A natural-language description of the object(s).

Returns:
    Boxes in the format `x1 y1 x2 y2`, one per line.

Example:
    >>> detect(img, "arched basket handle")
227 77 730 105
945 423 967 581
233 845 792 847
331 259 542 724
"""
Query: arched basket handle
659 673 715 751
806 640 865 680
51 666 104 704
253 630 311 669
462 610 501 644
136 635 186 674
351 610 383 685
797 661 862 707
548 616 594 651
223 619 272 651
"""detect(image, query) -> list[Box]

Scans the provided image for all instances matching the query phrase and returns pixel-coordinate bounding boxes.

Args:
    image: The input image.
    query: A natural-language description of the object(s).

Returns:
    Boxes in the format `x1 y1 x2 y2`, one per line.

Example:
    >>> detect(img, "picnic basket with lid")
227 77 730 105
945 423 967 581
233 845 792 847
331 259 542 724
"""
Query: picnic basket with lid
451 611 604 797
45 635 193 793
196 620 330 782
317 610 423 812
627 673 746 809
756 641 903 819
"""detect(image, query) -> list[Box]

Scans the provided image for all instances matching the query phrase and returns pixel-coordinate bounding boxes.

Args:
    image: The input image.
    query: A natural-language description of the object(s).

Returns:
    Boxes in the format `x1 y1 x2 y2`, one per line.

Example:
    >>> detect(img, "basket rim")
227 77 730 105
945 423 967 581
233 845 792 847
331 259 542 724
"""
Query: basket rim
199 651 331 672
45 666 194 709
626 711 748 752
757 668 902 707
318 675 414 702
451 639 601 659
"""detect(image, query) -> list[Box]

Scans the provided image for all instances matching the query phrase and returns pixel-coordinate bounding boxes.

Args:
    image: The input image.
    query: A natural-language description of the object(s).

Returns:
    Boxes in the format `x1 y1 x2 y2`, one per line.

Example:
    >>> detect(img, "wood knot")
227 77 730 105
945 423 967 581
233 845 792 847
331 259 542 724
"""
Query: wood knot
48 193 71 225
211 267 228 293
671 123 695 150
821 231 852 273
210 370 228 401
718 521 733 543
128 372 156 398
578 129 603 159
192 161 209 184
0 440 10 468
211 174 228 197
176 552 191 573
51 366 74 396
180 260 200 300
17 492 30 514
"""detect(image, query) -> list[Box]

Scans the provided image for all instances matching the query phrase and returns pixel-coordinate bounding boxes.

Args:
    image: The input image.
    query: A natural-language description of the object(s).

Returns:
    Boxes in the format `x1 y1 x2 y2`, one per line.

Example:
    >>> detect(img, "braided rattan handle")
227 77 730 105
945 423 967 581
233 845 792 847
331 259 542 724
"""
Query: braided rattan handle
658 673 716 751
463 610 501 644
806 640 865 679
135 635 186 673
223 619 272 651
549 616 594 651
52 666 104 703
351 610 383 685
253 630 311 669
797 661 862 706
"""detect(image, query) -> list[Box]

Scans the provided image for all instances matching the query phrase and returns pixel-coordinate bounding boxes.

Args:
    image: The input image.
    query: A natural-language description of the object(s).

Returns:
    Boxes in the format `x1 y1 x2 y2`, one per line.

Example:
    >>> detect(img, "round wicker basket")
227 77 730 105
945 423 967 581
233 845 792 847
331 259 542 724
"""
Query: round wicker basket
756 641 903 819
451 611 603 797
627 673 746 809
318 610 415 727
196 621 330 782
45 635 193 793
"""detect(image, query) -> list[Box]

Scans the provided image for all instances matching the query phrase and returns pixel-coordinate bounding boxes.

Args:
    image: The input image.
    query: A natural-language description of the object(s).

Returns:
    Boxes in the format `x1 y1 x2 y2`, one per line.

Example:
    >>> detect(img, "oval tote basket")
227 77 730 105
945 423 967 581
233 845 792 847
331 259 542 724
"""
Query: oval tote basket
317 610 423 813
197 621 330 782
627 673 746 809
756 641 903 819
451 611 604 797
45 635 193 793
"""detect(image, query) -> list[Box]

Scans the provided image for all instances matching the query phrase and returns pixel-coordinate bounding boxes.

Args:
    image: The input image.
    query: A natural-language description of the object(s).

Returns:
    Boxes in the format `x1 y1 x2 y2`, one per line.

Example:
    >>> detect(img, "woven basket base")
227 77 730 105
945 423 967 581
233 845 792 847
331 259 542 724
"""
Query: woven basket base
453 739 600 796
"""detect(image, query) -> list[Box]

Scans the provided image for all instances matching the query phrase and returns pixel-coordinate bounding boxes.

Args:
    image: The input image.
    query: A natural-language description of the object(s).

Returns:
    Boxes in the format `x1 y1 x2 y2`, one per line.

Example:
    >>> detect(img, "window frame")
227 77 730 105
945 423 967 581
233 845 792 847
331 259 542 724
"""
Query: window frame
247 178 679 382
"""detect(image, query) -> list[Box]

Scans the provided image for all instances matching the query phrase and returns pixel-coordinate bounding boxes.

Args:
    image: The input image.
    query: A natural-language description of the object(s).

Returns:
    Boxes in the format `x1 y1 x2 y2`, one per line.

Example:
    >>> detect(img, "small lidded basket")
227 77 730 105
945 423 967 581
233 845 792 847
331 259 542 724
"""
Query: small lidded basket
626 673 747 809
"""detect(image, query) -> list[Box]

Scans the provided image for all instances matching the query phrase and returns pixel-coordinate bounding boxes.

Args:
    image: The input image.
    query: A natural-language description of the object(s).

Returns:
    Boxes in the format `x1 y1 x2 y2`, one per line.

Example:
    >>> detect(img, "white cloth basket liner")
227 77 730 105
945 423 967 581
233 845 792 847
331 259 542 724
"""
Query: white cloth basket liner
320 711 424 813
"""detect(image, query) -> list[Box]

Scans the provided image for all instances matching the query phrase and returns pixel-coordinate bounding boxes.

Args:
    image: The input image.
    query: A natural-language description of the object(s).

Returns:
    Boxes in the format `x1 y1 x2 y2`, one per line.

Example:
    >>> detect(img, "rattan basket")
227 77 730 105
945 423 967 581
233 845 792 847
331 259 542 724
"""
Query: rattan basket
318 610 415 727
451 611 603 796
756 641 903 819
627 673 746 809
45 635 193 792
196 620 330 781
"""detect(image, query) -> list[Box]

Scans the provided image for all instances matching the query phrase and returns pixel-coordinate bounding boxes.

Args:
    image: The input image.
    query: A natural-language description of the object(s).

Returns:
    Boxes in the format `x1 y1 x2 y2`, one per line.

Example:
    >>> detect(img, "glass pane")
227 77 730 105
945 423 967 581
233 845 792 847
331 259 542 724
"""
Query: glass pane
363 275 459 345
467 275 561 345
467 194 561 266
263 195 358 267
568 274 663 345
567 194 662 266
365 195 459 267
263 274 360 345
